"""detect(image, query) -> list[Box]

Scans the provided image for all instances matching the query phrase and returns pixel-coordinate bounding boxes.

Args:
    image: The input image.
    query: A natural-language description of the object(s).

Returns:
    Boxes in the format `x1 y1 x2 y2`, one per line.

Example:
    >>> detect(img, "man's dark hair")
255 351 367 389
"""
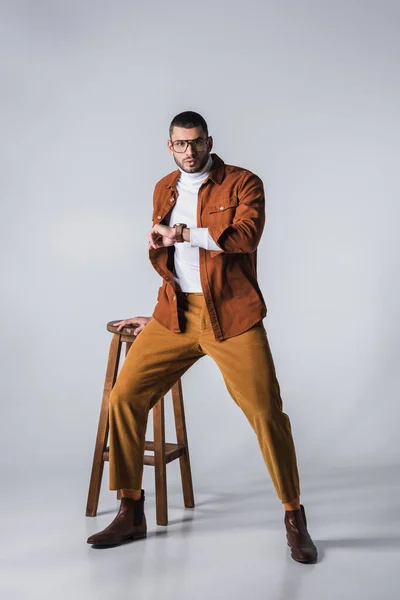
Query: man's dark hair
169 111 208 139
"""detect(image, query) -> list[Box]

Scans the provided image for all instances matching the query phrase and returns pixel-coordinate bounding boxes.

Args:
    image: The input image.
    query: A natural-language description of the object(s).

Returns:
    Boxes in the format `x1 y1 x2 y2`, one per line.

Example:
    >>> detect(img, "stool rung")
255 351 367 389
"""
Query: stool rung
102 444 186 465
144 441 182 453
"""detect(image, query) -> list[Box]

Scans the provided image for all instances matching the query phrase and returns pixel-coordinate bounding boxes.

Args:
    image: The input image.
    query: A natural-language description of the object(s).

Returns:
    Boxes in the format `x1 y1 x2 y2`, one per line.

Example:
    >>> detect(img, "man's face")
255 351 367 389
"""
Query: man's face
168 126 213 173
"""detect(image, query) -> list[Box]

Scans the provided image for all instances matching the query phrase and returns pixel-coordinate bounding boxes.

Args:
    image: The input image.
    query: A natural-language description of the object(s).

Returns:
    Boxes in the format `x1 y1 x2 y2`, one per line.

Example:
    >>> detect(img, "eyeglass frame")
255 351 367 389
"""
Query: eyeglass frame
169 136 210 153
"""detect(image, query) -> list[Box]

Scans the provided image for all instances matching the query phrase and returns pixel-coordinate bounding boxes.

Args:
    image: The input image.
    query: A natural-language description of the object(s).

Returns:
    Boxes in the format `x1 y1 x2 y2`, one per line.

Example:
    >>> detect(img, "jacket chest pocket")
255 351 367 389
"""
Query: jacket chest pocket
205 196 238 223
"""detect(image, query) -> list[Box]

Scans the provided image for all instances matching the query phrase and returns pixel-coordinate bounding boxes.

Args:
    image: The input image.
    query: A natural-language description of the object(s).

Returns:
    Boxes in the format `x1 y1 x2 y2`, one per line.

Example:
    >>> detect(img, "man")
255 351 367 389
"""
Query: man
87 111 317 563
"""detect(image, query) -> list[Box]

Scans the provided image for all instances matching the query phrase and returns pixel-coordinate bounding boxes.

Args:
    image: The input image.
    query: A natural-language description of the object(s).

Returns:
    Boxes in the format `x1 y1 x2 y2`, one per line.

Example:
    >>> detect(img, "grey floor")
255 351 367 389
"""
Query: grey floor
1 464 399 600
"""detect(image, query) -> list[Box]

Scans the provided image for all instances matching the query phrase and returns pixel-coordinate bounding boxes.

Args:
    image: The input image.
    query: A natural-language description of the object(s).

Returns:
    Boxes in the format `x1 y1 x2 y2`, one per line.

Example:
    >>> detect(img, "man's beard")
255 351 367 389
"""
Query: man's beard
173 152 210 173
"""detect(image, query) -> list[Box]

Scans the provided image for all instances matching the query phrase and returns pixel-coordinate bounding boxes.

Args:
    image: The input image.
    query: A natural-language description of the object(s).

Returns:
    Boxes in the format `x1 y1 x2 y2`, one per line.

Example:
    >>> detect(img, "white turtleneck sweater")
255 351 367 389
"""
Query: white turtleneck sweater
166 155 221 292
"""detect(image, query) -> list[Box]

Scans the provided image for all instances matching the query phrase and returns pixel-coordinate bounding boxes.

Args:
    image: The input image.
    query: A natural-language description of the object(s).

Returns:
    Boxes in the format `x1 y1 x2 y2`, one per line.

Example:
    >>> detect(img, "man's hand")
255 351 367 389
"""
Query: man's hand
113 316 153 336
148 224 176 249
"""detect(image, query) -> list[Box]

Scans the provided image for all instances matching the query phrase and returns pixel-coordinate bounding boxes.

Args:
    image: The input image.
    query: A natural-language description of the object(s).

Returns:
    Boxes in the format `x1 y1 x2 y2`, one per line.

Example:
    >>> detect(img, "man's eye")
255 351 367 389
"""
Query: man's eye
175 141 185 147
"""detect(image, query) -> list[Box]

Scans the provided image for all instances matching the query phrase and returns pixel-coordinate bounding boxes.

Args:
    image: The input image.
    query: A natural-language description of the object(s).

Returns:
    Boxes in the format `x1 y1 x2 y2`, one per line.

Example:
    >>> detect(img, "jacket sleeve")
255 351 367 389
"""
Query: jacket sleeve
207 172 265 255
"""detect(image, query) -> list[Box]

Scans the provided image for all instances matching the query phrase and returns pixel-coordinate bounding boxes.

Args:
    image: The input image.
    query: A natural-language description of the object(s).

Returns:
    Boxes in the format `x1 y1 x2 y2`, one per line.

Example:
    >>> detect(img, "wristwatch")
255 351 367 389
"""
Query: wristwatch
173 223 187 243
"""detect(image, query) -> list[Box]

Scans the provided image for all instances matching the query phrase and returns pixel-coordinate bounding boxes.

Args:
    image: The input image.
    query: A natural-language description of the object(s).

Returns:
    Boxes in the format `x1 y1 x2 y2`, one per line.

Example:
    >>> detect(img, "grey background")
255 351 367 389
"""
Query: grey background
1 2 399 599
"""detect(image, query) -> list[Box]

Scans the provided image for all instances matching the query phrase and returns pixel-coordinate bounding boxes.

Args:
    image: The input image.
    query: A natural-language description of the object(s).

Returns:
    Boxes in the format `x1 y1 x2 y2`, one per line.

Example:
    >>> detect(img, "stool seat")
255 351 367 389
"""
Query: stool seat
106 320 140 335
86 318 195 526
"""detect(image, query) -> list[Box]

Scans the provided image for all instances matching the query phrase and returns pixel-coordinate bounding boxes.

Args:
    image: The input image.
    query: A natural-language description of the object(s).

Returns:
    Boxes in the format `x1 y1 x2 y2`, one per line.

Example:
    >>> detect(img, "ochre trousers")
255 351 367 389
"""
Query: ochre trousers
109 292 300 504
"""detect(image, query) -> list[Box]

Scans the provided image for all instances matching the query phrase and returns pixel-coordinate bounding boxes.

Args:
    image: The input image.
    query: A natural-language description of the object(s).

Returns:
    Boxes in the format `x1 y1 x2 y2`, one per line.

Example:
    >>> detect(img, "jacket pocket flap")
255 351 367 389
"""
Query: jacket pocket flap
208 199 238 213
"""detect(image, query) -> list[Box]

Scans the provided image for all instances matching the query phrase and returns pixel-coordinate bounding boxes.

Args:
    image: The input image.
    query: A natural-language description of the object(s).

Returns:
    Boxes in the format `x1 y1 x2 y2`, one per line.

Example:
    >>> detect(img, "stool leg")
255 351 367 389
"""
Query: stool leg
153 397 168 525
172 379 195 508
115 340 134 502
86 334 122 517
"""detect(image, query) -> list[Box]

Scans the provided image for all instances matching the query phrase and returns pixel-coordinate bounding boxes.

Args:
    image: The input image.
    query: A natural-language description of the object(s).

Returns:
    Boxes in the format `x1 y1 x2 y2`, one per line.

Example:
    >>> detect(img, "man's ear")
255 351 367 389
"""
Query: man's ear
167 139 174 155
208 136 214 152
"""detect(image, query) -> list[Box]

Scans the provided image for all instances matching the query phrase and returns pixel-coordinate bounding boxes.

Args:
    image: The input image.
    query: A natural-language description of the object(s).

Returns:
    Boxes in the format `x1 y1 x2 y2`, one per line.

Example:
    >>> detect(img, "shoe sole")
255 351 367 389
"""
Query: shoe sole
88 531 147 547
287 542 318 564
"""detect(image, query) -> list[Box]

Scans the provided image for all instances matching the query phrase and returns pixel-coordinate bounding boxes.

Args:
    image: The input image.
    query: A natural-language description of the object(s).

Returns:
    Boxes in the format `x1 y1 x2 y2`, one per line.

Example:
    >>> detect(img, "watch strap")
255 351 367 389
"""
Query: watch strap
173 223 187 243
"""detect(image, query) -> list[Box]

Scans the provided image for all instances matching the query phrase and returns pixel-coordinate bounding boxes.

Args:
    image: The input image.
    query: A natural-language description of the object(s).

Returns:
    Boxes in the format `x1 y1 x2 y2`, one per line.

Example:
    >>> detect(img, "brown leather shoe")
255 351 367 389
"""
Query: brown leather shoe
284 504 318 563
87 490 147 547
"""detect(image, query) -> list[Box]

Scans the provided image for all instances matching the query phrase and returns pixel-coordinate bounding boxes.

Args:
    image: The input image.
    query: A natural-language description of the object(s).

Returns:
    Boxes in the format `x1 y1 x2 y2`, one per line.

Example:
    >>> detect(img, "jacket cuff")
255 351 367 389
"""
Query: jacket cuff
207 223 231 255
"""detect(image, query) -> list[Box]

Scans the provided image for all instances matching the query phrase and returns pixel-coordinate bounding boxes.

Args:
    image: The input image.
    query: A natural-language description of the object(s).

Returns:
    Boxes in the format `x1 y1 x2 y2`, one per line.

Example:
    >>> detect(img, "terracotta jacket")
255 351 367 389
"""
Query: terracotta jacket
149 153 267 341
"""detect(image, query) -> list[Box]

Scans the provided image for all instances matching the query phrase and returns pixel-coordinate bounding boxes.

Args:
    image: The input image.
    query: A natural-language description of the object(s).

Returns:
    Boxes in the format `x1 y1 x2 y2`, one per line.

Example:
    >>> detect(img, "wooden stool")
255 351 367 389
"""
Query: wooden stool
86 319 195 525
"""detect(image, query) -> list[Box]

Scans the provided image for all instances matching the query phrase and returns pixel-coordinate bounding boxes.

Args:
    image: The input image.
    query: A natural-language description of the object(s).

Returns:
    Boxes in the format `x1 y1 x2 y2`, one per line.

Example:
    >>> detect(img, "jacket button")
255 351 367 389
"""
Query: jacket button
173 295 176 300
170 198 175 202
219 206 224 210
157 215 162 219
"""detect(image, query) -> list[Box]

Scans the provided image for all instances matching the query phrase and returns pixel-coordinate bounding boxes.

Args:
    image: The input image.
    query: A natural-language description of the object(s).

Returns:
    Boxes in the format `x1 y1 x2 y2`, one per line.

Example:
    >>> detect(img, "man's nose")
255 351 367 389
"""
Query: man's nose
185 143 195 156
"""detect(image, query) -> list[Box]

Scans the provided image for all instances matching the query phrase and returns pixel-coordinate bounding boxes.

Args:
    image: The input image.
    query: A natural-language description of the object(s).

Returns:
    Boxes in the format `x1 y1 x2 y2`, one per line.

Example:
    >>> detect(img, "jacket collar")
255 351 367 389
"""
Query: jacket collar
164 153 225 189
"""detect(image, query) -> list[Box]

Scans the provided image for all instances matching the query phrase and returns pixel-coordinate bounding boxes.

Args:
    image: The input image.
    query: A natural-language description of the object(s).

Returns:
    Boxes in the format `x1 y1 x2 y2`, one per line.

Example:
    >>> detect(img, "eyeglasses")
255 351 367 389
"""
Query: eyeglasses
170 137 209 153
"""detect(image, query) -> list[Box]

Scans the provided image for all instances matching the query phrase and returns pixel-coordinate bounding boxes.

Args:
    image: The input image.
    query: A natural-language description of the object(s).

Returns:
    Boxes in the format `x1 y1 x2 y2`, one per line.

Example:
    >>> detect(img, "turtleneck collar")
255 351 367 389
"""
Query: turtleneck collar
178 154 213 185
